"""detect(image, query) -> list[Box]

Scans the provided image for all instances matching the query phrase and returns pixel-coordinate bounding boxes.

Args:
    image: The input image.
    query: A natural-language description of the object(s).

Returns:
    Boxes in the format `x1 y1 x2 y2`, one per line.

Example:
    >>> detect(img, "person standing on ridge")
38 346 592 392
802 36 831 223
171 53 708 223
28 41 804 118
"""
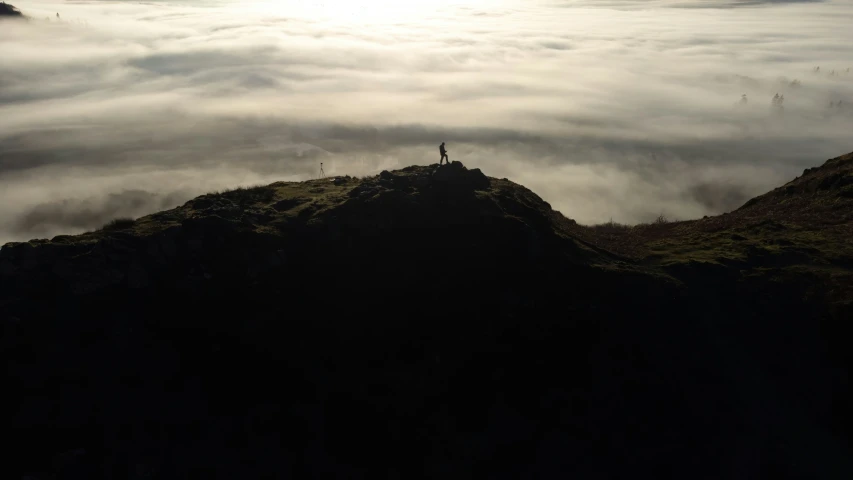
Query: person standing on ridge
439 142 449 165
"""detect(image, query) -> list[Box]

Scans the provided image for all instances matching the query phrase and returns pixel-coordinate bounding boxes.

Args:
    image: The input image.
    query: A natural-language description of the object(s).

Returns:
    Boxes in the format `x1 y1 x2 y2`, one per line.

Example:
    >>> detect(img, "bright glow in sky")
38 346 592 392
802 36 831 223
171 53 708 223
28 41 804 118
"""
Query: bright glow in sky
246 0 504 22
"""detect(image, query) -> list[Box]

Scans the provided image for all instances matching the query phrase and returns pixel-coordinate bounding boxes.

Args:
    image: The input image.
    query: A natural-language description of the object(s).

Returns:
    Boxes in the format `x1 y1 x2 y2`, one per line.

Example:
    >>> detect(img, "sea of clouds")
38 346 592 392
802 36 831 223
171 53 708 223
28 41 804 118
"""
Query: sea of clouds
1 0 851 243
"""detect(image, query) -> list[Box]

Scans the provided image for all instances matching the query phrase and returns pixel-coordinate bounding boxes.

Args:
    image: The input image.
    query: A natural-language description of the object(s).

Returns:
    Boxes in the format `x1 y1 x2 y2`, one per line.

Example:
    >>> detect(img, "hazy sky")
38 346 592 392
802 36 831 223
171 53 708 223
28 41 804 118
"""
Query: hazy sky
1 0 852 243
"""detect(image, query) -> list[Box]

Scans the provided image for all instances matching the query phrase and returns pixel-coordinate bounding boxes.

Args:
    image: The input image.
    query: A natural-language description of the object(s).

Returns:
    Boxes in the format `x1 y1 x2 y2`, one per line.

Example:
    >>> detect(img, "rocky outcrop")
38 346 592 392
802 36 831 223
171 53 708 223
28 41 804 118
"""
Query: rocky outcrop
429 161 490 191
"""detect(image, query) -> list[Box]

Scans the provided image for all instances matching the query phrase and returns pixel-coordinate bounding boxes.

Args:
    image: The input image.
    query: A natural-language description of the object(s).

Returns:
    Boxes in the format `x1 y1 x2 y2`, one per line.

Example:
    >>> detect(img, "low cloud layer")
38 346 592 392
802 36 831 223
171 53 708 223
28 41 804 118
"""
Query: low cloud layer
1 0 852 243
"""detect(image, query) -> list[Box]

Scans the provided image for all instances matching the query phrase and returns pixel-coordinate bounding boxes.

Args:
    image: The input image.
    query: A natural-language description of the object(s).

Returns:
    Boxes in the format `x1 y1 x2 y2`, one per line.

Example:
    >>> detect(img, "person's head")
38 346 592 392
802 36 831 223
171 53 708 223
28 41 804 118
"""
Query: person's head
441 142 445 145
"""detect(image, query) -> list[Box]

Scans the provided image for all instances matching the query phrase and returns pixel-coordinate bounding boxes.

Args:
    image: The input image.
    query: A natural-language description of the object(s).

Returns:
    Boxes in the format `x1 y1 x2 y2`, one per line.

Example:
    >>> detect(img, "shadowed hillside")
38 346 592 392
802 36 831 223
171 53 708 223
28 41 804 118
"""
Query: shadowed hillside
2 158 852 479
574 152 853 309
0 2 23 17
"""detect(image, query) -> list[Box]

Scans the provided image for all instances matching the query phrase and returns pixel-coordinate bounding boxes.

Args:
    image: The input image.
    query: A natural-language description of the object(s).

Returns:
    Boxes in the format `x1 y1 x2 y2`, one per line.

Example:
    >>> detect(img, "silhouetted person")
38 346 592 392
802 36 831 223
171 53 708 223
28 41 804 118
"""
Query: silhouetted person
739 94 748 105
439 142 449 165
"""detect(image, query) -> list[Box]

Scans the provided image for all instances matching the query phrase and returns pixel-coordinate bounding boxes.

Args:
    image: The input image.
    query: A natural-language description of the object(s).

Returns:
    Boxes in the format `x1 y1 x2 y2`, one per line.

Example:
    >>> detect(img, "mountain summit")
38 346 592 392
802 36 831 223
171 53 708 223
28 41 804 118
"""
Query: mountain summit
3 156 853 479
0 161 622 299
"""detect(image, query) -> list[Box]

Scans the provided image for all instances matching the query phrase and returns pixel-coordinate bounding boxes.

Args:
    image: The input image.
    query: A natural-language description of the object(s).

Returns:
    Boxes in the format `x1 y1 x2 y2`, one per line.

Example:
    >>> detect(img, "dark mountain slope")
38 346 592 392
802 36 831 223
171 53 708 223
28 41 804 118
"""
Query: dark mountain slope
573 151 853 311
2 160 852 479
0 163 630 300
0 2 23 17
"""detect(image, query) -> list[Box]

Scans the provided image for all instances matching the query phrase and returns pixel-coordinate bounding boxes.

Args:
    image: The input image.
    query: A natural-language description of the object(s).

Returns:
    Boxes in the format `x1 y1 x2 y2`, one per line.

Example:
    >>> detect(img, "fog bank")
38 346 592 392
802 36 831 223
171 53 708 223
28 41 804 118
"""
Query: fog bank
1 0 852 243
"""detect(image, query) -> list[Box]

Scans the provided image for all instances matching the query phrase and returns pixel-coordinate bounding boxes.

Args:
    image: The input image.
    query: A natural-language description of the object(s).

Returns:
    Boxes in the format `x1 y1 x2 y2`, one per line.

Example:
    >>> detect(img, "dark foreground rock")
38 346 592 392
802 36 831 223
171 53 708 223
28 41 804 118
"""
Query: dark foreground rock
0 2 23 17
2 160 852 479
